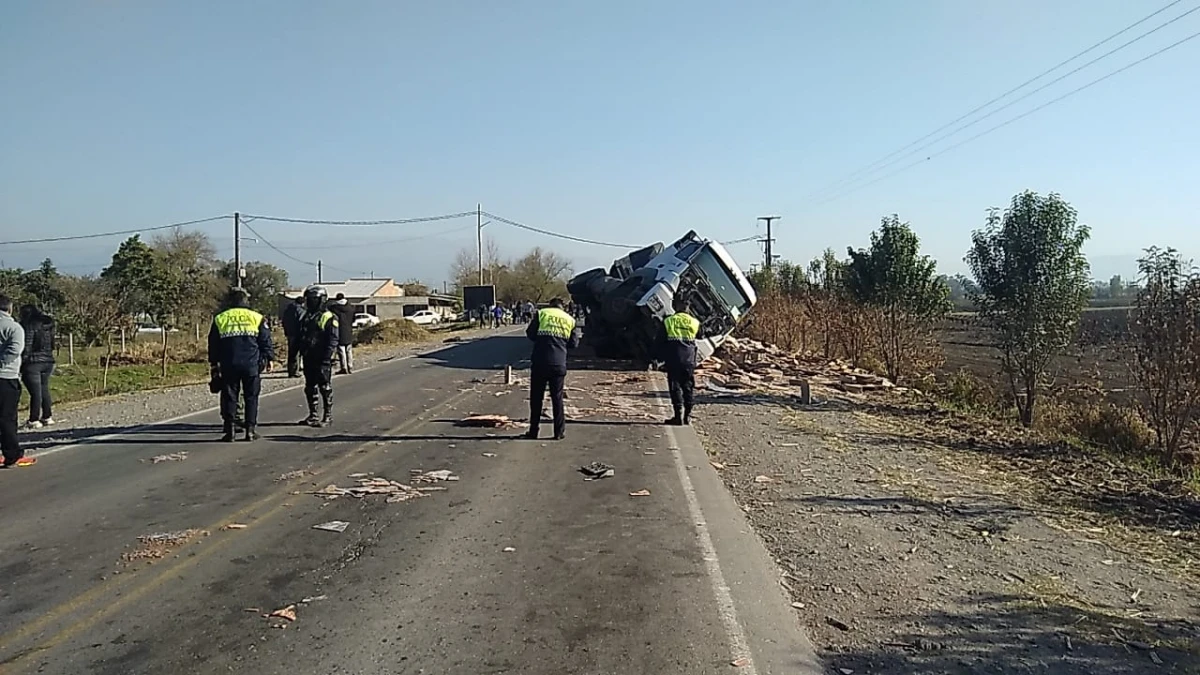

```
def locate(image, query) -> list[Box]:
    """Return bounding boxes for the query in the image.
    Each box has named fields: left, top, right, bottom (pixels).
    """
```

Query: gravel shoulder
left=21, top=328, right=496, bottom=453
left=686, top=388, right=1200, bottom=675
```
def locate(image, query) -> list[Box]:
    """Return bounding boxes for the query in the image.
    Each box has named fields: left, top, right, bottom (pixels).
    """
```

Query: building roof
left=284, top=278, right=391, bottom=299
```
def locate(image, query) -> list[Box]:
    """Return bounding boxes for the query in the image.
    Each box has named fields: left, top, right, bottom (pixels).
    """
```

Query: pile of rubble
left=312, top=473, right=455, bottom=504
left=698, top=336, right=907, bottom=397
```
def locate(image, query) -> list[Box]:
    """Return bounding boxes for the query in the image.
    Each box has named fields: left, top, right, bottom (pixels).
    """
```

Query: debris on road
left=503, top=546, right=516, bottom=553
left=300, top=595, right=327, bottom=604
left=122, top=529, right=208, bottom=562
left=825, top=616, right=852, bottom=632
left=276, top=469, right=316, bottom=482
left=629, top=489, right=652, bottom=497
left=312, top=520, right=350, bottom=533
left=373, top=405, right=396, bottom=412
left=482, top=452, right=497, bottom=458
left=147, top=452, right=188, bottom=464
left=696, top=336, right=913, bottom=399
left=753, top=475, right=774, bottom=484
left=313, top=476, right=429, bottom=504
left=268, top=605, right=297, bottom=622
left=730, top=657, right=751, bottom=667
left=710, top=461, right=726, bottom=470
left=411, top=469, right=459, bottom=483
left=456, top=414, right=528, bottom=429
left=221, top=523, right=248, bottom=531
left=579, top=462, right=615, bottom=481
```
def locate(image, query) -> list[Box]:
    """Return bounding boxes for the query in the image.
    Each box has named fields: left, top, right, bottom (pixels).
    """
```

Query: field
left=938, top=307, right=1136, bottom=404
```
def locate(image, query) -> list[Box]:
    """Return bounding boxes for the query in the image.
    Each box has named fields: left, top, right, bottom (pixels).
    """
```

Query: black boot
left=665, top=409, right=683, bottom=426
left=220, top=422, right=235, bottom=442
left=243, top=425, right=259, bottom=442
left=523, top=427, right=539, bottom=440
left=318, top=389, right=333, bottom=427
left=302, top=388, right=320, bottom=426
left=683, top=408, right=693, bottom=425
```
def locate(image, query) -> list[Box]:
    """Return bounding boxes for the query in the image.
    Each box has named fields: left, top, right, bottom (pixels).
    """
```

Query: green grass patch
left=39, top=362, right=211, bottom=412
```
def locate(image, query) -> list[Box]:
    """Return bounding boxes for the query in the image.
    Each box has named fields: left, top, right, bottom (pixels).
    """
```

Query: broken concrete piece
left=455, top=414, right=527, bottom=429
left=411, top=469, right=459, bottom=483
left=312, top=521, right=350, bottom=533
left=629, top=489, right=651, bottom=497
left=269, top=605, right=297, bottom=622
left=148, top=452, right=188, bottom=463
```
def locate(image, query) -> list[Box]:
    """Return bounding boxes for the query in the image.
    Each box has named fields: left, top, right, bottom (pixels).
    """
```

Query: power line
left=245, top=223, right=478, bottom=251
left=240, top=211, right=477, bottom=226
left=480, top=211, right=637, bottom=248
left=806, top=27, right=1200, bottom=209
left=720, top=235, right=762, bottom=246
left=241, top=223, right=318, bottom=267
left=0, top=215, right=230, bottom=246
left=802, top=0, right=1195, bottom=202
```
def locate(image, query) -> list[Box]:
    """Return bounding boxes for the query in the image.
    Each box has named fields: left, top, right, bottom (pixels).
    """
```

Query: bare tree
left=1133, top=247, right=1200, bottom=464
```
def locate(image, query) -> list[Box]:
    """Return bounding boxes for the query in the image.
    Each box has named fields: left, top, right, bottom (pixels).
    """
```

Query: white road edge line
left=650, top=379, right=758, bottom=674
left=28, top=346, right=442, bottom=459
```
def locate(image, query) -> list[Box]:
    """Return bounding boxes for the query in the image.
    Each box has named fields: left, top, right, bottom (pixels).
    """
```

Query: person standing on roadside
left=18, top=305, right=56, bottom=429
left=0, top=296, right=34, bottom=468
left=298, top=285, right=339, bottom=427
left=660, top=298, right=700, bottom=426
left=524, top=298, right=580, bottom=441
left=328, top=293, right=356, bottom=374
left=492, top=303, right=504, bottom=329
left=282, top=295, right=305, bottom=378
left=208, top=287, right=274, bottom=442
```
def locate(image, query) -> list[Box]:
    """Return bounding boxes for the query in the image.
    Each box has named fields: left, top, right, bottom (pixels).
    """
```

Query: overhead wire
left=802, top=0, right=1197, bottom=203
left=480, top=211, right=637, bottom=248
left=805, top=27, right=1200, bottom=209
left=240, top=211, right=477, bottom=226
left=0, top=215, right=230, bottom=246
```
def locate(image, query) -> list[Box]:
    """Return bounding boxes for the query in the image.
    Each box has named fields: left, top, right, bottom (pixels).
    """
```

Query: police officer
left=661, top=297, right=700, bottom=426
left=282, top=295, right=305, bottom=378
left=297, top=285, right=339, bottom=427
left=524, top=297, right=579, bottom=440
left=208, top=287, right=273, bottom=442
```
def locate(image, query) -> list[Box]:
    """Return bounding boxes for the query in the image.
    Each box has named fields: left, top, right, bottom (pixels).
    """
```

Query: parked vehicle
left=352, top=313, right=381, bottom=329
left=404, top=310, right=441, bottom=326
left=567, top=230, right=756, bottom=363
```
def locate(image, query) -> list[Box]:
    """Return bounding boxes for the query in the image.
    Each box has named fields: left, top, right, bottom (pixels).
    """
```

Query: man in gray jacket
left=0, top=295, right=34, bottom=467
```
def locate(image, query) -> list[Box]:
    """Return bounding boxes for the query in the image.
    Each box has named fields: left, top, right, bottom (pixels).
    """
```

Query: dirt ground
left=939, top=308, right=1136, bottom=404
left=666, top=380, right=1200, bottom=674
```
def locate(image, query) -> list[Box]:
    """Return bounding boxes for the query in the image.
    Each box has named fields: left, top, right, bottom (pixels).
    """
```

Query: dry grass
left=356, top=319, right=429, bottom=346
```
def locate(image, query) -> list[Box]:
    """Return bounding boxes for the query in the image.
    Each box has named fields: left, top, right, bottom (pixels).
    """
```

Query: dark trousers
left=667, top=367, right=695, bottom=416
left=529, top=368, right=566, bottom=437
left=303, top=359, right=334, bottom=416
left=0, top=379, right=22, bottom=465
left=21, top=361, right=54, bottom=423
left=286, top=338, right=301, bottom=377
left=220, top=366, right=261, bottom=427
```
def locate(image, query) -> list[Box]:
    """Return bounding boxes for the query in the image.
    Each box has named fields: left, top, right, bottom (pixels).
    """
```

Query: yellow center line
left=0, top=387, right=474, bottom=670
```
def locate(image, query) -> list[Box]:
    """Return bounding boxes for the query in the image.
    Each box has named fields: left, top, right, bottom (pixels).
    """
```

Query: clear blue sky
left=2, top=0, right=1197, bottom=286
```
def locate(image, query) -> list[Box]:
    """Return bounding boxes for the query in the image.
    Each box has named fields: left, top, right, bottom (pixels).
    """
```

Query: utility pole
left=477, top=203, right=484, bottom=285
left=757, top=215, right=780, bottom=271
left=233, top=212, right=242, bottom=287
left=317, top=260, right=323, bottom=284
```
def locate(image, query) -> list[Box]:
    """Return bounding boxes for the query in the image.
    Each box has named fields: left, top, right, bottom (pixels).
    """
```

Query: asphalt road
left=0, top=332, right=819, bottom=675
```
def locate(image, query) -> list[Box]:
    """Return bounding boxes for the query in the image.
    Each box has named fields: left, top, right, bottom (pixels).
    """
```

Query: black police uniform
left=661, top=311, right=700, bottom=425
left=208, top=305, right=274, bottom=440
left=299, top=307, right=339, bottom=426
left=525, top=306, right=579, bottom=440
left=282, top=298, right=305, bottom=378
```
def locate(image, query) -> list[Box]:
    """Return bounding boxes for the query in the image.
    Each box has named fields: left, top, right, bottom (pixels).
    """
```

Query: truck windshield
left=691, top=248, right=751, bottom=314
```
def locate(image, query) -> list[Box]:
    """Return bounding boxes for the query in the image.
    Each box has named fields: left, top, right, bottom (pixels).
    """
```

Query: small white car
left=352, top=313, right=381, bottom=329
left=405, top=310, right=441, bottom=326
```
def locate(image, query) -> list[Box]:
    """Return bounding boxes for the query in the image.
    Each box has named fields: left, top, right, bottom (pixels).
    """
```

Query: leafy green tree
left=102, top=235, right=158, bottom=323
left=19, top=259, right=66, bottom=313
left=966, top=191, right=1091, bottom=426
left=218, top=260, right=289, bottom=316
left=845, top=215, right=949, bottom=382
left=149, top=230, right=221, bottom=328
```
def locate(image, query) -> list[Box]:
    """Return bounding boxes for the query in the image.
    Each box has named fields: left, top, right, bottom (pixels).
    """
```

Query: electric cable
left=480, top=211, right=636, bottom=248
left=240, top=211, right=476, bottom=226
left=805, top=27, right=1200, bottom=209
left=802, top=0, right=1197, bottom=202
left=0, top=215, right=230, bottom=246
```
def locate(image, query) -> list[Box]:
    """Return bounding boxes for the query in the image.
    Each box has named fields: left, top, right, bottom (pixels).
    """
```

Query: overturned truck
left=566, top=231, right=757, bottom=363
